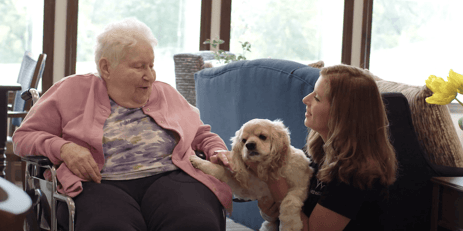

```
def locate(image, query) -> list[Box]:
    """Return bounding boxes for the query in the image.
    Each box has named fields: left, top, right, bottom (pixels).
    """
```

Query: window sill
left=449, top=103, right=463, bottom=114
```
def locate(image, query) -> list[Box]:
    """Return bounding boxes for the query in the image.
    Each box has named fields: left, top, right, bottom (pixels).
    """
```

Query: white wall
left=351, top=0, right=364, bottom=67
left=53, top=0, right=67, bottom=83
left=211, top=0, right=221, bottom=47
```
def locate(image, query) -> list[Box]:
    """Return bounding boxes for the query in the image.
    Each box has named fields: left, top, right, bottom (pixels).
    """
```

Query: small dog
left=190, top=119, right=313, bottom=231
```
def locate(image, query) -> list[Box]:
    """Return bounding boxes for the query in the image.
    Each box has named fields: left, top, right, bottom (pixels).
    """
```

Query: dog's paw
left=190, top=155, right=231, bottom=183
left=260, top=221, right=278, bottom=231
left=279, top=221, right=302, bottom=231
left=189, top=155, right=203, bottom=169
left=279, top=197, right=304, bottom=231
left=279, top=215, right=303, bottom=231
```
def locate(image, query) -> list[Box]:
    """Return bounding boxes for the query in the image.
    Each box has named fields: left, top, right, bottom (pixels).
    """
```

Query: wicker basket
left=173, top=51, right=216, bottom=106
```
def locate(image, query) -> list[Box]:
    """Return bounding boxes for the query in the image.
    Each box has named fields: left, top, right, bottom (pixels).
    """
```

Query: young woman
left=258, top=64, right=398, bottom=230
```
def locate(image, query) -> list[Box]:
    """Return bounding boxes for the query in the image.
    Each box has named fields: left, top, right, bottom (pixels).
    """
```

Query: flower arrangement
left=425, top=69, right=463, bottom=129
left=425, top=69, right=463, bottom=105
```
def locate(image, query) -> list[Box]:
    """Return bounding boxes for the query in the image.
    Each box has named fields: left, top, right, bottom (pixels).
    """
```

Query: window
left=0, top=0, right=44, bottom=84
left=369, top=0, right=463, bottom=89
left=76, top=0, right=201, bottom=88
left=230, top=0, right=344, bottom=66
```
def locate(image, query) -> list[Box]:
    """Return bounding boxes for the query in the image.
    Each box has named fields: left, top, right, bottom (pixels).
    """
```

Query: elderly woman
left=13, top=18, right=232, bottom=231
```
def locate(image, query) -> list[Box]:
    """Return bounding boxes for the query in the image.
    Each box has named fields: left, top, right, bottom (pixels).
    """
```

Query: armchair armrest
left=430, top=162, right=463, bottom=177
left=7, top=88, right=39, bottom=119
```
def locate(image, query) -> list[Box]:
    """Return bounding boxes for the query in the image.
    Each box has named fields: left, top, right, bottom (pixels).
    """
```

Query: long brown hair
left=307, top=64, right=397, bottom=189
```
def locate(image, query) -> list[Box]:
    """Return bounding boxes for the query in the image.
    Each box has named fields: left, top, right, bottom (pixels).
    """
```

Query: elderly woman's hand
left=60, top=142, right=102, bottom=183
left=210, top=150, right=234, bottom=171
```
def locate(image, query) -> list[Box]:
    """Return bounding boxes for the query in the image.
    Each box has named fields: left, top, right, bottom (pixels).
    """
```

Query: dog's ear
left=231, top=127, right=244, bottom=155
left=230, top=126, right=243, bottom=148
left=273, top=120, right=291, bottom=142
left=232, top=149, right=251, bottom=189
left=258, top=120, right=291, bottom=181
left=270, top=120, right=291, bottom=157
left=230, top=126, right=251, bottom=188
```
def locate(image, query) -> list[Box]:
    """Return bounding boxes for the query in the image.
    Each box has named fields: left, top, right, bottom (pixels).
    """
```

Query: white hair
left=94, top=18, right=158, bottom=75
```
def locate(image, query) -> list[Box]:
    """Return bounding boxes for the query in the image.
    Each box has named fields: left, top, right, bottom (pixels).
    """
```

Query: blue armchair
left=195, top=58, right=319, bottom=229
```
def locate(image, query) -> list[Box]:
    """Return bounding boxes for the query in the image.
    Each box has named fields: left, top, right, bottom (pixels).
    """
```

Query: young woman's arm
left=307, top=204, right=350, bottom=231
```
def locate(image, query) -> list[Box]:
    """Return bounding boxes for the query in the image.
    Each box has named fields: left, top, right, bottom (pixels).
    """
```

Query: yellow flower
left=425, top=75, right=446, bottom=93
left=448, top=69, right=463, bottom=94
left=425, top=75, right=458, bottom=105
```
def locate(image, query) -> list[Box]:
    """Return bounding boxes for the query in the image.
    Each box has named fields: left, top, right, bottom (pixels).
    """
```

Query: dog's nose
left=246, top=142, right=256, bottom=151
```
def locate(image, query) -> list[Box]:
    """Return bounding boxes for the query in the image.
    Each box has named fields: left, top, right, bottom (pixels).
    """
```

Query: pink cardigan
left=13, top=74, right=232, bottom=211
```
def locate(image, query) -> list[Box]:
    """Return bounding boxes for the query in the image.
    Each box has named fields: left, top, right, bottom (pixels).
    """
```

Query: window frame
left=65, top=0, right=78, bottom=78
left=363, top=0, right=463, bottom=111
left=43, top=0, right=56, bottom=92
left=64, top=0, right=211, bottom=78
left=217, top=0, right=358, bottom=66
left=360, top=0, right=373, bottom=69
left=199, top=0, right=212, bottom=50
left=61, top=0, right=367, bottom=90
left=55, top=0, right=462, bottom=113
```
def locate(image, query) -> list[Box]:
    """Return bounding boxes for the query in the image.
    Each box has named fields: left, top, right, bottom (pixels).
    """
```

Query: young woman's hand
left=210, top=150, right=234, bottom=171
left=267, top=176, right=289, bottom=203
left=257, top=196, right=280, bottom=222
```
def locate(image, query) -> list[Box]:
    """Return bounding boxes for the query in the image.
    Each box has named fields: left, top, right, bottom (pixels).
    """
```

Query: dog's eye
left=242, top=139, right=247, bottom=143
left=259, top=135, right=267, bottom=141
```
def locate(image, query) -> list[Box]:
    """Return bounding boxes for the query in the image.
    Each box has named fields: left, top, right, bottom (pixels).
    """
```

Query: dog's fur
left=190, top=119, right=313, bottom=231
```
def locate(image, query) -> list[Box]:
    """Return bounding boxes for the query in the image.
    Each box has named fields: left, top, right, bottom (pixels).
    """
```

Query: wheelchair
left=18, top=89, right=244, bottom=231
left=17, top=89, right=74, bottom=231
left=23, top=156, right=75, bottom=231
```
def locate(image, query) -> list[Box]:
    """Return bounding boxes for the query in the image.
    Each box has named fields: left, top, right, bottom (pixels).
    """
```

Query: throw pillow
left=376, top=80, right=463, bottom=167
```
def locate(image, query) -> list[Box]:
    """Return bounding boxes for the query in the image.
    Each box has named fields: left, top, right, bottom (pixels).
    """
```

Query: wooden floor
left=226, top=218, right=254, bottom=231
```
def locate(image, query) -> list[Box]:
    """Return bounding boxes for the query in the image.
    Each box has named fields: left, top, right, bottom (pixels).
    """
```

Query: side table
left=431, top=176, right=463, bottom=231
left=0, top=83, right=22, bottom=178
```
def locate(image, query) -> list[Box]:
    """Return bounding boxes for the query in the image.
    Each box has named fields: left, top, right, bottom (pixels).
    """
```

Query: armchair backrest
left=195, top=58, right=319, bottom=151
left=379, top=92, right=437, bottom=230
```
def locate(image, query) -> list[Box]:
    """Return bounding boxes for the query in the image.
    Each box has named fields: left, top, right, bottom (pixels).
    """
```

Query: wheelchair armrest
left=22, top=151, right=203, bottom=168
left=21, top=156, right=53, bottom=166
left=233, top=198, right=253, bottom=203
left=194, top=150, right=206, bottom=160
